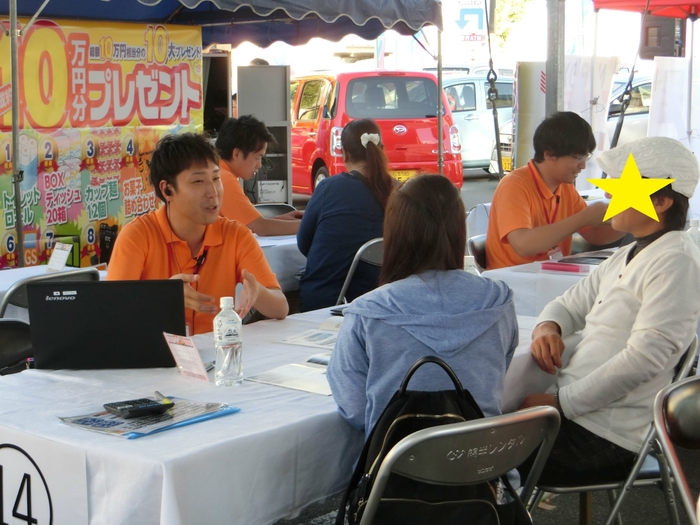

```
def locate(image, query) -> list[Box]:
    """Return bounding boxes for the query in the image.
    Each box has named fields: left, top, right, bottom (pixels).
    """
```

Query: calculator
left=103, top=398, right=174, bottom=419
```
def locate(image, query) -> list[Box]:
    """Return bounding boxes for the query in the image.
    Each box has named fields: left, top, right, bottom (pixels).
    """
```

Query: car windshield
left=345, top=76, right=439, bottom=119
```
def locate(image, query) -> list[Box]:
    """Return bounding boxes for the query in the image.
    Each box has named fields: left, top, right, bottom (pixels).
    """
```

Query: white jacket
left=538, top=231, right=700, bottom=451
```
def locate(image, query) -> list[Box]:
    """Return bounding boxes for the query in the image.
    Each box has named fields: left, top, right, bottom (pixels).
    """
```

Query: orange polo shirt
left=219, top=160, right=262, bottom=226
left=485, top=160, right=587, bottom=269
left=107, top=206, right=279, bottom=335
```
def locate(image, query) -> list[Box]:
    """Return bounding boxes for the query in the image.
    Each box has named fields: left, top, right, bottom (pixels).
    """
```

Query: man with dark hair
left=520, top=136, right=700, bottom=484
left=215, top=116, right=302, bottom=236
left=107, top=133, right=288, bottom=335
left=486, top=111, right=624, bottom=269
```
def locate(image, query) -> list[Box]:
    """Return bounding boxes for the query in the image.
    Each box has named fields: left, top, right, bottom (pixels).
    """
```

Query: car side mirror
left=609, top=103, right=621, bottom=116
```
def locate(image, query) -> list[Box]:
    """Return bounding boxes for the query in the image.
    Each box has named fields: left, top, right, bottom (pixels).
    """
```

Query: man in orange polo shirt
left=215, top=116, right=302, bottom=235
left=485, top=112, right=624, bottom=269
left=107, top=133, right=288, bottom=335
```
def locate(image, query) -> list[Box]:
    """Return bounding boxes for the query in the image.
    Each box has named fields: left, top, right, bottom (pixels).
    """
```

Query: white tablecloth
left=482, top=261, right=592, bottom=317
left=257, top=235, right=306, bottom=293
left=0, top=308, right=362, bottom=525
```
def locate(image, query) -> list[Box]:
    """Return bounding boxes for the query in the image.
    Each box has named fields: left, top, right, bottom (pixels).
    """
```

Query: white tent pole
left=437, top=28, right=443, bottom=176
left=688, top=17, right=695, bottom=144
left=591, top=9, right=599, bottom=127
left=10, top=0, right=23, bottom=267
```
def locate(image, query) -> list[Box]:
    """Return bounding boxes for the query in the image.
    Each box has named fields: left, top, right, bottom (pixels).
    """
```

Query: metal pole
left=591, top=9, right=599, bottom=127
left=437, top=28, right=443, bottom=176
left=10, top=0, right=24, bottom=267
left=545, top=0, right=565, bottom=116
left=687, top=17, right=695, bottom=144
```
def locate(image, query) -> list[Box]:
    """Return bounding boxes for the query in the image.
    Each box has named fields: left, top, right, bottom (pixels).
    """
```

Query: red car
left=290, top=71, right=463, bottom=194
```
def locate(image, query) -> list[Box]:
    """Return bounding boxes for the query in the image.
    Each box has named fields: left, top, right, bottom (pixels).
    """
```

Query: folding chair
left=336, top=237, right=383, bottom=305
left=0, top=267, right=100, bottom=317
left=528, top=335, right=699, bottom=525
left=358, top=406, right=561, bottom=525
left=466, top=203, right=491, bottom=239
left=253, top=203, right=297, bottom=218
left=0, top=318, right=32, bottom=375
left=653, top=375, right=700, bottom=525
left=467, top=234, right=487, bottom=273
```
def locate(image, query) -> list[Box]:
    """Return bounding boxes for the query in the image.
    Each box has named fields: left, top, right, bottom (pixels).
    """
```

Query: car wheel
left=313, top=167, right=329, bottom=190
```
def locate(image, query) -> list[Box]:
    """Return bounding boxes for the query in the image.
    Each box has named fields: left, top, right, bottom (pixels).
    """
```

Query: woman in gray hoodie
left=327, top=174, right=519, bottom=434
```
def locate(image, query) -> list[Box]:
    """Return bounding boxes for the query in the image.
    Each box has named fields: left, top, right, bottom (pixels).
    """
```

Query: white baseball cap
left=595, top=136, right=699, bottom=199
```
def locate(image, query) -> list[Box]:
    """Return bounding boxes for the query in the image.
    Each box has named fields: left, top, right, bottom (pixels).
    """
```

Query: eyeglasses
left=569, top=153, right=593, bottom=163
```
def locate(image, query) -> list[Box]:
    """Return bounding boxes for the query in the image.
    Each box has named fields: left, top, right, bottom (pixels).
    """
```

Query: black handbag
left=335, top=356, right=532, bottom=525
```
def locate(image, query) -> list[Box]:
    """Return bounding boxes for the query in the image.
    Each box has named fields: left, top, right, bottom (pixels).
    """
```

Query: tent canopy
left=2, top=0, right=442, bottom=48
left=593, top=0, right=700, bottom=19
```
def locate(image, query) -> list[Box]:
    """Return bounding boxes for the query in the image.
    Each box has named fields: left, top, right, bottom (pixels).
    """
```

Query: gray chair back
left=467, top=234, right=487, bottom=272
left=654, top=374, right=700, bottom=525
left=0, top=267, right=100, bottom=317
left=336, top=238, right=383, bottom=305
left=359, top=406, right=561, bottom=525
left=253, top=203, right=297, bottom=218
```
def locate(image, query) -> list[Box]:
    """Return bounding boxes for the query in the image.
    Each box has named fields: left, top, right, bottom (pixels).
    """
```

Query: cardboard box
left=257, top=180, right=287, bottom=203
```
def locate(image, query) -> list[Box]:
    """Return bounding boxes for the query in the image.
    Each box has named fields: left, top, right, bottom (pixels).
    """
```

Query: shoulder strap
left=399, top=356, right=484, bottom=418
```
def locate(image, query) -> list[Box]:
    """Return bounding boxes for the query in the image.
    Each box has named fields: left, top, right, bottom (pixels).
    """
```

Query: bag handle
left=399, top=356, right=465, bottom=397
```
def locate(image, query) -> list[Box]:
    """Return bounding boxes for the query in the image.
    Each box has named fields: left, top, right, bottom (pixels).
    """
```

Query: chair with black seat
left=336, top=237, right=383, bottom=306
left=0, top=318, right=32, bottom=375
left=358, top=406, right=561, bottom=525
left=528, top=335, right=699, bottom=525
left=467, top=234, right=487, bottom=273
left=253, top=203, right=297, bottom=219
left=653, top=375, right=700, bottom=525
left=0, top=267, right=100, bottom=318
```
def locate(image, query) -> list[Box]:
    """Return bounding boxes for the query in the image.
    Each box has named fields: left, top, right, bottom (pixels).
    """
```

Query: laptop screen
left=27, top=280, right=185, bottom=369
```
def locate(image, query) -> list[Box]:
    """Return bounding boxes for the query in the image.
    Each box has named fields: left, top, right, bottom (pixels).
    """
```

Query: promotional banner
left=0, top=19, right=203, bottom=268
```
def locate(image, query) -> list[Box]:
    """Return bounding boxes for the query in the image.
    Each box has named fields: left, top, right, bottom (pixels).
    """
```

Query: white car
left=491, top=76, right=652, bottom=173
left=442, top=74, right=514, bottom=170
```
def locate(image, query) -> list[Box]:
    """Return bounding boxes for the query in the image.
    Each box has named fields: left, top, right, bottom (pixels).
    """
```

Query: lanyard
left=528, top=162, right=560, bottom=225
left=167, top=243, right=209, bottom=277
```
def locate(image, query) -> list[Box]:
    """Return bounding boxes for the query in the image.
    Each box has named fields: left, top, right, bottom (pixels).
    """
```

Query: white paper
left=163, top=332, right=210, bottom=382
left=281, top=329, right=338, bottom=350
left=246, top=363, right=331, bottom=396
left=46, top=242, right=72, bottom=272
left=318, top=316, right=343, bottom=332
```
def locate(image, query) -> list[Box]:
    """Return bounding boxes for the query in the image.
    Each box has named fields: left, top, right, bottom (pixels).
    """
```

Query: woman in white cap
left=297, top=119, right=396, bottom=312
left=519, top=136, right=700, bottom=485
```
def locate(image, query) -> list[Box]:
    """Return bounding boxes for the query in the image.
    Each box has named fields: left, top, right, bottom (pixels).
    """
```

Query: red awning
left=593, top=0, right=700, bottom=19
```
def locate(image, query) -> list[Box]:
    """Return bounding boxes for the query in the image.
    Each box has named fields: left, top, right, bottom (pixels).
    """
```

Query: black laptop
left=27, top=280, right=185, bottom=369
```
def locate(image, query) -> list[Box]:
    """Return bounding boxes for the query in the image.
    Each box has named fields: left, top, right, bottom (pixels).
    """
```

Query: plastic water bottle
left=214, top=296, right=243, bottom=387
left=687, top=219, right=700, bottom=251
left=463, top=255, right=481, bottom=276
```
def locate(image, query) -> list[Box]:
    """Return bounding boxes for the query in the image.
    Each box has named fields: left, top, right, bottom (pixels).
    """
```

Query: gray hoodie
left=327, top=269, right=519, bottom=433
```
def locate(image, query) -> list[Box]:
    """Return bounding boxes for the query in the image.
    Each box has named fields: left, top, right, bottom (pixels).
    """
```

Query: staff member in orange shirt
left=107, top=133, right=288, bottom=335
left=216, top=116, right=302, bottom=235
left=486, top=112, right=624, bottom=269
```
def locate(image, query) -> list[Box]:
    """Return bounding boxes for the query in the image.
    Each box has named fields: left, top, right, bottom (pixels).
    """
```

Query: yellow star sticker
left=587, top=153, right=674, bottom=222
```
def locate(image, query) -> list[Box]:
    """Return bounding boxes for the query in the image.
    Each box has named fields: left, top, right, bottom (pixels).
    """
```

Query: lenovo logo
left=45, top=296, right=76, bottom=301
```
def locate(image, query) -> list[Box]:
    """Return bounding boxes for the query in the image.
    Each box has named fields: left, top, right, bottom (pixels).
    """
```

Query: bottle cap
left=691, top=219, right=699, bottom=228
left=463, top=255, right=477, bottom=271
left=220, top=296, right=234, bottom=308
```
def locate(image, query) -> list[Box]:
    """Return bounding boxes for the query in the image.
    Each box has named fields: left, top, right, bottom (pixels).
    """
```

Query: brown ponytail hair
left=380, top=175, right=466, bottom=285
left=341, top=119, right=394, bottom=209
